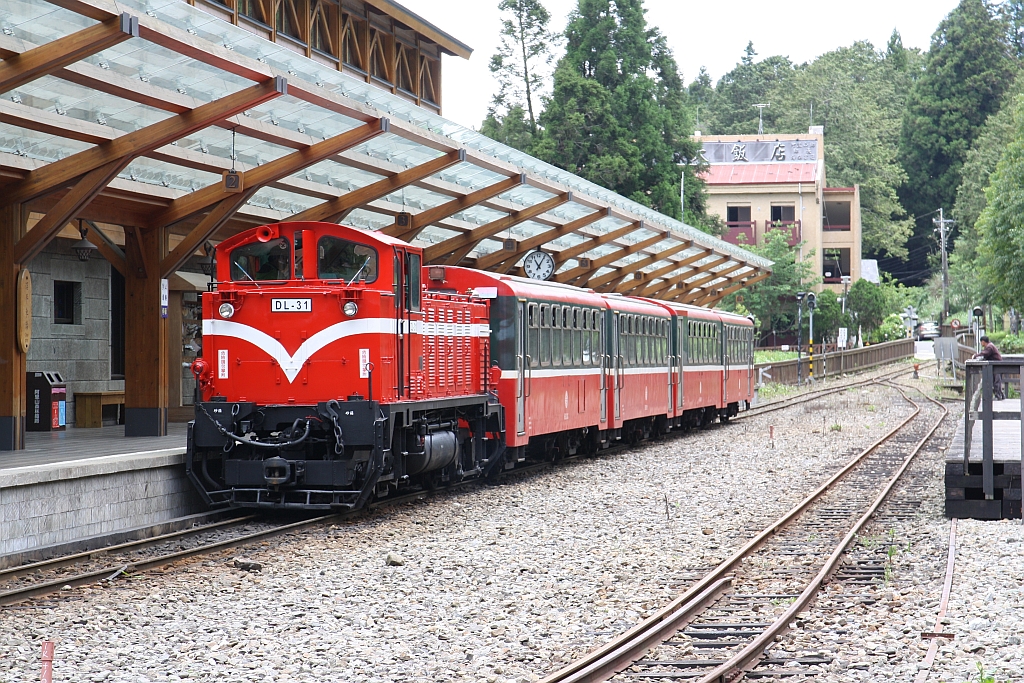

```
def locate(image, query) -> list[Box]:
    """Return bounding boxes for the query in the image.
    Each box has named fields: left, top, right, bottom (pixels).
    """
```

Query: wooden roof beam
left=691, top=271, right=769, bottom=308
left=383, top=173, right=525, bottom=242
left=631, top=250, right=717, bottom=298
left=675, top=259, right=743, bottom=298
left=554, top=229, right=664, bottom=286
left=160, top=190, right=258, bottom=278
left=148, top=117, right=388, bottom=228
left=676, top=268, right=751, bottom=305
left=82, top=220, right=126, bottom=275
left=481, top=208, right=611, bottom=273
left=0, top=13, right=137, bottom=94
left=428, top=192, right=572, bottom=265
left=13, top=158, right=128, bottom=264
left=3, top=78, right=286, bottom=206
left=590, top=241, right=694, bottom=291
left=614, top=246, right=702, bottom=295
left=290, top=149, right=465, bottom=223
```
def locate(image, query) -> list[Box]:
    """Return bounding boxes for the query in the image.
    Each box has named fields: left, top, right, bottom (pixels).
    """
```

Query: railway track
left=0, top=362, right=922, bottom=610
left=539, top=380, right=947, bottom=683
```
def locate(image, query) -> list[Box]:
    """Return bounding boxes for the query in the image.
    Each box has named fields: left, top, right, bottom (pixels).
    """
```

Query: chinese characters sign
left=700, top=140, right=818, bottom=164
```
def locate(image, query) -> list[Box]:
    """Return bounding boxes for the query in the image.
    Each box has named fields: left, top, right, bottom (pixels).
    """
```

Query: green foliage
left=754, top=350, right=798, bottom=363
left=846, top=278, right=888, bottom=332
left=706, top=42, right=794, bottom=135
left=480, top=104, right=536, bottom=151
left=485, top=0, right=559, bottom=138
left=720, top=229, right=817, bottom=334
left=999, top=332, right=1024, bottom=353
left=899, top=0, right=1014, bottom=224
left=871, top=313, right=908, bottom=343
left=977, top=96, right=1024, bottom=308
left=773, top=42, right=915, bottom=259
left=532, top=0, right=715, bottom=230
left=809, top=289, right=843, bottom=342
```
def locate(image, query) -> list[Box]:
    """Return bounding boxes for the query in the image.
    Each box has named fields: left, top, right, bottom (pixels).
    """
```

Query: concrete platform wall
left=0, top=449, right=205, bottom=558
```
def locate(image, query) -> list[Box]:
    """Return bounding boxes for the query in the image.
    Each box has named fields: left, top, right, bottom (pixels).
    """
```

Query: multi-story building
left=697, top=129, right=862, bottom=294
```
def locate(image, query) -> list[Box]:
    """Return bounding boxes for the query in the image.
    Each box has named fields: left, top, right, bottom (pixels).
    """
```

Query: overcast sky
left=398, top=0, right=962, bottom=130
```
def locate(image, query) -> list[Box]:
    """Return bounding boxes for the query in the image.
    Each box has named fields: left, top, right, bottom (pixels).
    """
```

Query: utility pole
left=753, top=103, right=770, bottom=135
left=933, top=208, right=954, bottom=328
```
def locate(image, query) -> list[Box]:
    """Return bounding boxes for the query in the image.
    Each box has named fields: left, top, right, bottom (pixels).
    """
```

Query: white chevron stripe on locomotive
left=203, top=318, right=491, bottom=384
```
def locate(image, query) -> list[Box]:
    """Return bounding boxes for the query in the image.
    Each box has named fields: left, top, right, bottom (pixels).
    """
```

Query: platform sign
left=951, top=319, right=961, bottom=330
left=160, top=278, right=169, bottom=319
left=837, top=327, right=848, bottom=349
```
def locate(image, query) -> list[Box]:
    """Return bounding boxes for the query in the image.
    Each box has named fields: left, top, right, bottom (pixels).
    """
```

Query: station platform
left=946, top=398, right=1023, bottom=520
left=0, top=424, right=203, bottom=562
left=0, top=423, right=188, bottom=471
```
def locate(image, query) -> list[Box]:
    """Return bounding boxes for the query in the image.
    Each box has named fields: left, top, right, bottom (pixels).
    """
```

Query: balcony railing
left=765, top=220, right=801, bottom=246
left=724, top=221, right=756, bottom=246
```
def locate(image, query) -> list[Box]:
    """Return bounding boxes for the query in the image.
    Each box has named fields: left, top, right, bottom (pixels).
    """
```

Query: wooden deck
left=0, top=423, right=188, bottom=471
left=946, top=398, right=1022, bottom=520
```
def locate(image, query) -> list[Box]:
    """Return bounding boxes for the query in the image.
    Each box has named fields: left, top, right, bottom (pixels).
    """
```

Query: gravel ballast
left=3, top=378, right=987, bottom=683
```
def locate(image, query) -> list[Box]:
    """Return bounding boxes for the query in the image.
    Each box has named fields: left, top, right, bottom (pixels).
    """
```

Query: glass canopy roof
left=0, top=0, right=771, bottom=304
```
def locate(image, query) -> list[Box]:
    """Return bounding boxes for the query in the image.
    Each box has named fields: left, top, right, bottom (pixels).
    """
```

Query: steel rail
left=0, top=514, right=256, bottom=582
left=914, top=518, right=958, bottom=683
left=695, top=382, right=948, bottom=683
left=538, top=379, right=931, bottom=683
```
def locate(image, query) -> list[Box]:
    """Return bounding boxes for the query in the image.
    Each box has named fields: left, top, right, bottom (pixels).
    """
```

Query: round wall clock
left=523, top=250, right=555, bottom=281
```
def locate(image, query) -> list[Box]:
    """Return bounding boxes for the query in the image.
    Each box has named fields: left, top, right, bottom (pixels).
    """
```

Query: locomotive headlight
left=343, top=301, right=358, bottom=317
left=218, top=302, right=235, bottom=319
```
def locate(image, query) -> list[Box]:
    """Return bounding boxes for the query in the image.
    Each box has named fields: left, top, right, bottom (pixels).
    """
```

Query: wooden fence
left=754, top=338, right=916, bottom=386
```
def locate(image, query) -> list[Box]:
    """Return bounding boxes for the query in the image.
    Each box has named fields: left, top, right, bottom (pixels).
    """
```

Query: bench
left=75, top=391, right=125, bottom=428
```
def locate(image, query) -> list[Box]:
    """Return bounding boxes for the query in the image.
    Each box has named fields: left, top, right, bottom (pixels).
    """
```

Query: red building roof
left=702, top=163, right=818, bottom=185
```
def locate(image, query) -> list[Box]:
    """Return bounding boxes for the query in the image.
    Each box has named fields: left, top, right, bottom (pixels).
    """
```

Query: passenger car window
left=231, top=238, right=291, bottom=281
left=318, top=236, right=378, bottom=283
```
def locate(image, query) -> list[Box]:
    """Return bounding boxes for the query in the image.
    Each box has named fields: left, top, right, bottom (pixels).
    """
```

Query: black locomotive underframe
left=186, top=394, right=505, bottom=510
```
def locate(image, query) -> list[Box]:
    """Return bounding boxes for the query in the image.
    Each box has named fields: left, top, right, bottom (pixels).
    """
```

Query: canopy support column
left=0, top=204, right=26, bottom=450
left=124, top=226, right=169, bottom=437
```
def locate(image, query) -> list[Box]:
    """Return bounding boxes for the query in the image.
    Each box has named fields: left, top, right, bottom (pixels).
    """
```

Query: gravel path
left=1, top=383, right=917, bottom=683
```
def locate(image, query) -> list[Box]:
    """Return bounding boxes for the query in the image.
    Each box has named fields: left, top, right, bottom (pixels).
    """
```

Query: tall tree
left=533, top=0, right=715, bottom=230
left=703, top=43, right=794, bottom=135
left=977, top=95, right=1024, bottom=308
left=773, top=42, right=914, bottom=259
left=481, top=0, right=559, bottom=148
left=999, top=0, right=1024, bottom=58
left=898, top=0, right=1014, bottom=282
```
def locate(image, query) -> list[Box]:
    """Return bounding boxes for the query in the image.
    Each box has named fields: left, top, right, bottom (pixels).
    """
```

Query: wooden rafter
left=692, top=271, right=769, bottom=308
left=3, top=78, right=286, bottom=206
left=0, top=13, right=137, bottom=94
left=290, top=149, right=464, bottom=223
left=13, top=158, right=129, bottom=265
left=382, top=173, right=525, bottom=242
left=554, top=229, right=665, bottom=285
left=590, top=242, right=693, bottom=292
left=427, top=192, right=571, bottom=265
left=679, top=263, right=746, bottom=302
left=672, top=258, right=740, bottom=300
left=160, top=190, right=258, bottom=278
left=476, top=207, right=609, bottom=272
left=614, top=244, right=699, bottom=294
left=148, top=117, right=388, bottom=228
left=632, top=249, right=716, bottom=298
left=677, top=268, right=751, bottom=305
left=82, top=220, right=126, bottom=275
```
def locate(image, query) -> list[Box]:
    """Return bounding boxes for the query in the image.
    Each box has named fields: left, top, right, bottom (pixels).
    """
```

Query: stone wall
left=26, top=237, right=124, bottom=426
left=0, top=449, right=205, bottom=558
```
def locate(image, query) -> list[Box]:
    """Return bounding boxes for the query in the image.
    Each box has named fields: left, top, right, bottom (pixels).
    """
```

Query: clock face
left=523, top=250, right=555, bottom=280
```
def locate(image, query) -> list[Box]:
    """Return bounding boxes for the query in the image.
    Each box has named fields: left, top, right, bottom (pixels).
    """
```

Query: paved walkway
left=0, top=423, right=188, bottom=471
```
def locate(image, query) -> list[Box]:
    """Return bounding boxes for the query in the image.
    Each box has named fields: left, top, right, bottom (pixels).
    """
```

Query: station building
left=696, top=129, right=863, bottom=294
left=0, top=0, right=770, bottom=452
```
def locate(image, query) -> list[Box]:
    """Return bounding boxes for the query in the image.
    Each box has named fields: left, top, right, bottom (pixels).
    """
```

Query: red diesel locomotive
left=187, top=221, right=755, bottom=509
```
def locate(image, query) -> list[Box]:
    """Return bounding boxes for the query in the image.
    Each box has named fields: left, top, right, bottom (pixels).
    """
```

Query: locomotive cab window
left=231, top=238, right=292, bottom=281
left=405, top=252, right=421, bottom=311
left=318, top=236, right=378, bottom=283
